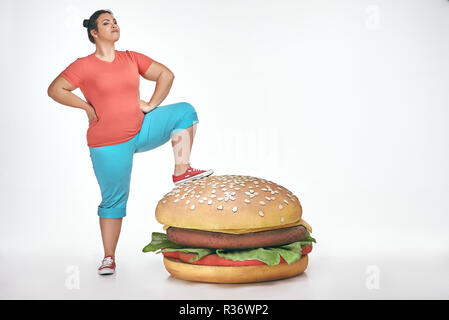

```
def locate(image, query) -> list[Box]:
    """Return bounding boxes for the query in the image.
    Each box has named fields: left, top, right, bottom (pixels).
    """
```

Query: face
left=91, top=13, right=120, bottom=43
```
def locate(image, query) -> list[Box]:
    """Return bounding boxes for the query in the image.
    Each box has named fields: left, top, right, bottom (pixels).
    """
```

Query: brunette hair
left=83, top=9, right=113, bottom=44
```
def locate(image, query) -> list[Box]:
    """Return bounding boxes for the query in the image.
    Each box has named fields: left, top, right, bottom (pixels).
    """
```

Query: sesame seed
left=258, top=211, right=264, bottom=217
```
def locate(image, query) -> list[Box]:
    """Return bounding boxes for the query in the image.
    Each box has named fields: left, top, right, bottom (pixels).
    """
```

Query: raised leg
left=172, top=122, right=197, bottom=176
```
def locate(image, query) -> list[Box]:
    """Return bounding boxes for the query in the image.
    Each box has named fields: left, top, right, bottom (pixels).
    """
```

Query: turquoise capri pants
left=89, top=102, right=199, bottom=219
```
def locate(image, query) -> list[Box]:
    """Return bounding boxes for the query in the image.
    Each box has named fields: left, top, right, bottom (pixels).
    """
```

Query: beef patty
left=166, top=225, right=307, bottom=249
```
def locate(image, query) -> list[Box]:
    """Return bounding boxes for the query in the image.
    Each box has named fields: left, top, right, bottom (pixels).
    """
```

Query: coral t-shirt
left=60, top=50, right=154, bottom=147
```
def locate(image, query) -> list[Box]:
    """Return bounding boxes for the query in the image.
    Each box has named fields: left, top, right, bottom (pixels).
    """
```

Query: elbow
left=162, top=70, right=175, bottom=80
left=47, top=85, right=55, bottom=98
left=47, top=85, right=62, bottom=99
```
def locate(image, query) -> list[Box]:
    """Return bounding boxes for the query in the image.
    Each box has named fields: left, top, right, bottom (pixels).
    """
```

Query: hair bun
left=83, top=19, right=89, bottom=28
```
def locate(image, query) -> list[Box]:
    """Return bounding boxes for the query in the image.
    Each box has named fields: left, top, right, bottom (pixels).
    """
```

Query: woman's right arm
left=47, top=76, right=98, bottom=124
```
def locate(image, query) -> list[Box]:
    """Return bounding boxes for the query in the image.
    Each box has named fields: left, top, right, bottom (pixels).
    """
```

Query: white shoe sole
left=98, top=268, right=115, bottom=275
left=174, top=169, right=214, bottom=186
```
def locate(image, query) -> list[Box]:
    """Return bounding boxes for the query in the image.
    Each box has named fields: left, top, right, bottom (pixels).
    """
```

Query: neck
left=94, top=44, right=116, bottom=58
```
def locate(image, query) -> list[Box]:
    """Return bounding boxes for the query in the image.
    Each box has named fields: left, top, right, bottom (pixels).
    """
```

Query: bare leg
left=172, top=123, right=197, bottom=176
left=99, top=217, right=122, bottom=259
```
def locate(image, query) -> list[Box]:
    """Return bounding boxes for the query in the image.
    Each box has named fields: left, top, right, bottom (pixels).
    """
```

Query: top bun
left=155, top=175, right=302, bottom=231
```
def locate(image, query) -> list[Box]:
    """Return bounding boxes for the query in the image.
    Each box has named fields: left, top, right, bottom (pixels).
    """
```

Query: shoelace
left=101, top=257, right=114, bottom=267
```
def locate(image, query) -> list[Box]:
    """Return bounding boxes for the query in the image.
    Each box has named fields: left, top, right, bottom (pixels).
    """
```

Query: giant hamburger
left=143, top=175, right=316, bottom=283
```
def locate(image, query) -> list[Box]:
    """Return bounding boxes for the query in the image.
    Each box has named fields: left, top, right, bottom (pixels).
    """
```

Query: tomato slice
left=162, top=244, right=312, bottom=266
left=302, top=244, right=313, bottom=255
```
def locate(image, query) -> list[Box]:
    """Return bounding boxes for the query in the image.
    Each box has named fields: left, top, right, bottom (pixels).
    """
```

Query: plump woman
left=47, top=9, right=213, bottom=275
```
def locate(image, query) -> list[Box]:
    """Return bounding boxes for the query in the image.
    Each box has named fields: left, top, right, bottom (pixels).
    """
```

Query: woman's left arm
left=140, top=61, right=175, bottom=112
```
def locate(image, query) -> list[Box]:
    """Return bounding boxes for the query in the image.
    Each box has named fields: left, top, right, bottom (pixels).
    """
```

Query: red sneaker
left=173, top=167, right=214, bottom=185
left=98, top=255, right=116, bottom=275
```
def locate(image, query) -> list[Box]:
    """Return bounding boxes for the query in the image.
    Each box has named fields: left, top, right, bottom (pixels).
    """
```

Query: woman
left=47, top=9, right=213, bottom=275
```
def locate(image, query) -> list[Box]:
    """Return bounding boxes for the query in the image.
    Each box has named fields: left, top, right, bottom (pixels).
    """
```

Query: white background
left=0, top=0, right=448, bottom=299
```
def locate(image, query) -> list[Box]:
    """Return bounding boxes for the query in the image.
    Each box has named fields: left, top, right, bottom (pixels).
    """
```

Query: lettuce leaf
left=216, top=247, right=282, bottom=266
left=142, top=232, right=213, bottom=262
left=142, top=232, right=184, bottom=252
left=142, top=230, right=316, bottom=265
left=160, top=247, right=215, bottom=262
left=216, top=241, right=308, bottom=266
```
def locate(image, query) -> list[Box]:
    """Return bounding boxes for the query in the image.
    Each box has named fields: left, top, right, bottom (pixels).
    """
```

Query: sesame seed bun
left=155, top=175, right=302, bottom=231
left=163, top=254, right=308, bottom=284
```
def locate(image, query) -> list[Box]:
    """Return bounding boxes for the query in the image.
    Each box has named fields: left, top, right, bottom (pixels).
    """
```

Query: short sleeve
left=130, top=50, right=154, bottom=76
left=60, top=58, right=83, bottom=88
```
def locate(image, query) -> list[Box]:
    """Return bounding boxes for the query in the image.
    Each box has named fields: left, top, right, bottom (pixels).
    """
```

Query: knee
left=98, top=187, right=129, bottom=218
left=178, top=101, right=196, bottom=114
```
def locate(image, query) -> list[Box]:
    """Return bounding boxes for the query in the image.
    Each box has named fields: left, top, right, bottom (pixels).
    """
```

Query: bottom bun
left=163, top=255, right=308, bottom=284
